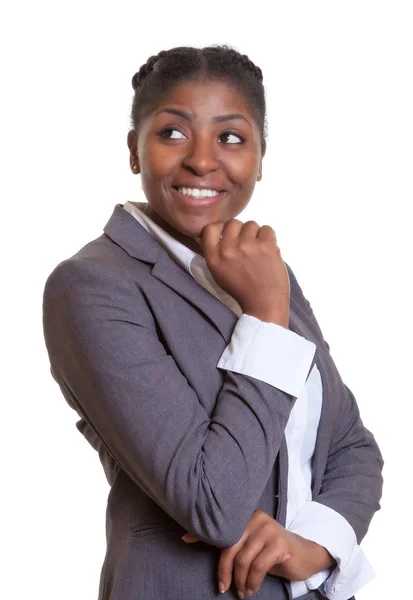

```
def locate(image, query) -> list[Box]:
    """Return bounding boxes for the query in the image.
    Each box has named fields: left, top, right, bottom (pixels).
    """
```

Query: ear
left=258, top=139, right=266, bottom=181
left=127, top=129, right=140, bottom=174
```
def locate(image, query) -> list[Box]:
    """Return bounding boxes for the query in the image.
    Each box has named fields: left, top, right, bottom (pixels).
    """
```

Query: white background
left=1, top=1, right=412, bottom=599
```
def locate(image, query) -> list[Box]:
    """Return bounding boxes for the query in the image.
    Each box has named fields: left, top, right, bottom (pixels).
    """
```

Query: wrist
left=242, top=307, right=289, bottom=328
left=295, top=534, right=335, bottom=578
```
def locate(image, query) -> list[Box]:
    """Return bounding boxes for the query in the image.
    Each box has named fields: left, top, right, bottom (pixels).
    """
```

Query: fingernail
left=218, top=581, right=226, bottom=593
left=238, top=592, right=245, bottom=599
left=246, top=590, right=254, bottom=597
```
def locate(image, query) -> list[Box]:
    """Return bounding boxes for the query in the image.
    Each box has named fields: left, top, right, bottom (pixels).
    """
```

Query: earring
left=132, top=164, right=139, bottom=171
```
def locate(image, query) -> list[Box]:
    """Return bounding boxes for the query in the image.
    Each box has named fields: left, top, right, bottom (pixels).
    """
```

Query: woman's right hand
left=200, top=219, right=290, bottom=325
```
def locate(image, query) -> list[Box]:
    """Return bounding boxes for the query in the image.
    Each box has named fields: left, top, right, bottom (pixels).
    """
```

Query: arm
left=285, top=262, right=384, bottom=542
left=288, top=502, right=376, bottom=599
left=42, top=258, right=315, bottom=549
left=285, top=263, right=383, bottom=598
left=182, top=261, right=382, bottom=598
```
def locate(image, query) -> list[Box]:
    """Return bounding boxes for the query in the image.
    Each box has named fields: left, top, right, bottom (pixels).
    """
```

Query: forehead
left=149, top=78, right=257, bottom=123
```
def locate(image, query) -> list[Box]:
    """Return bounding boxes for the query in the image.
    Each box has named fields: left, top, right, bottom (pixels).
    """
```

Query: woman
left=42, top=45, right=383, bottom=600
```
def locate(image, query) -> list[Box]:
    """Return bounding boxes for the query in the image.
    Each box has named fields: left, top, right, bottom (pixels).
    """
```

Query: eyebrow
left=154, top=108, right=251, bottom=126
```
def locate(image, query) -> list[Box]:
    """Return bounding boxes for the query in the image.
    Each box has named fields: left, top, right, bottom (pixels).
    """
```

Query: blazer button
left=273, top=494, right=279, bottom=499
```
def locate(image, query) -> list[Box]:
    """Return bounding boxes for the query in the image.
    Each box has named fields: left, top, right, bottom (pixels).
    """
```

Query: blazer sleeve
left=43, top=257, right=302, bottom=549
left=285, top=263, right=384, bottom=544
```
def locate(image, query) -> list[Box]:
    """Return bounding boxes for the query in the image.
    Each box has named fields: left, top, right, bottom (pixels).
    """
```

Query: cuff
left=288, top=501, right=376, bottom=600
left=216, top=313, right=316, bottom=397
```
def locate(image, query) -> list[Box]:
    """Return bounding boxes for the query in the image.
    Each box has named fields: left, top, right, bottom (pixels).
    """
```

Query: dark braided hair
left=130, top=45, right=267, bottom=148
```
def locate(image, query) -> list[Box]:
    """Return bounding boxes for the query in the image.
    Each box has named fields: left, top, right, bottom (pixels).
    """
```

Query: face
left=127, top=78, right=265, bottom=256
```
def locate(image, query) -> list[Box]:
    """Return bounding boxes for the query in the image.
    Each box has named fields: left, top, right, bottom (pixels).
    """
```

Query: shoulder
left=43, top=227, right=150, bottom=299
left=43, top=250, right=157, bottom=342
left=43, top=236, right=129, bottom=296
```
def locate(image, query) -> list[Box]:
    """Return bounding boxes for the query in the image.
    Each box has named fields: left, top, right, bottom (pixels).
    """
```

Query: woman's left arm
left=285, top=261, right=384, bottom=541
left=284, top=263, right=384, bottom=598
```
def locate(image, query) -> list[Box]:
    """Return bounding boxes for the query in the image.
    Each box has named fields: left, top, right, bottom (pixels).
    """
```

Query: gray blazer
left=42, top=204, right=383, bottom=600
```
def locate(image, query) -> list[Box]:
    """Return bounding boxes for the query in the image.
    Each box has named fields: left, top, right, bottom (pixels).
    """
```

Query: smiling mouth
left=172, top=186, right=225, bottom=198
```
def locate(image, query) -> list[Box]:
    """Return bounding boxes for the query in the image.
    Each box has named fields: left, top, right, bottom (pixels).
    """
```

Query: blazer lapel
left=104, top=204, right=243, bottom=345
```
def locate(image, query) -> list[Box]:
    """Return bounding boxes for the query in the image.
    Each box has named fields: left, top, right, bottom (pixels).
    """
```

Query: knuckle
left=206, top=222, right=222, bottom=234
left=254, top=509, right=270, bottom=522
left=220, top=248, right=236, bottom=260
left=250, top=560, right=265, bottom=572
left=238, top=241, right=252, bottom=253
left=226, top=218, right=242, bottom=227
left=234, top=553, right=246, bottom=567
left=260, top=224, right=275, bottom=233
left=260, top=226, right=278, bottom=242
left=262, top=522, right=275, bottom=534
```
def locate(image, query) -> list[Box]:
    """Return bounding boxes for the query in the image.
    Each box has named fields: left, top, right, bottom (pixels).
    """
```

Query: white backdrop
left=2, top=1, right=412, bottom=599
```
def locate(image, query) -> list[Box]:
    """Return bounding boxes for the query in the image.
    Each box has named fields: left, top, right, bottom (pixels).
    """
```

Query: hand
left=199, top=219, right=290, bottom=319
left=181, top=509, right=334, bottom=597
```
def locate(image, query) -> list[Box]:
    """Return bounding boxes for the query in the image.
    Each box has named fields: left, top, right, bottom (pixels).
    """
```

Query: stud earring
left=132, top=164, right=139, bottom=171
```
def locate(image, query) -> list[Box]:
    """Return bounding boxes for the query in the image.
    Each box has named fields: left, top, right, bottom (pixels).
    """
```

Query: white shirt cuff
left=216, top=313, right=316, bottom=397
left=288, top=501, right=376, bottom=600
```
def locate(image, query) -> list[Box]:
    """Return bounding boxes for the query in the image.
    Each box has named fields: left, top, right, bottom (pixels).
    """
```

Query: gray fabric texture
left=42, top=204, right=383, bottom=600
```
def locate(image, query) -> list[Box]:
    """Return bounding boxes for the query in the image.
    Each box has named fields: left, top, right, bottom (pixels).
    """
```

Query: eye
left=159, top=128, right=186, bottom=140
left=220, top=132, right=244, bottom=144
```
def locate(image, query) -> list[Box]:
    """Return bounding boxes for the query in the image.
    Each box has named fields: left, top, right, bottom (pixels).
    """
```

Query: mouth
left=172, top=186, right=227, bottom=207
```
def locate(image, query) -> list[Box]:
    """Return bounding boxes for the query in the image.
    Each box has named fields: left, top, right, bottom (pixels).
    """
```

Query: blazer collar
left=103, top=204, right=239, bottom=344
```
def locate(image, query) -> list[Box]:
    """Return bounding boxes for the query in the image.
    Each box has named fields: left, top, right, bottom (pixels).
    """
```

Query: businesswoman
left=42, top=45, right=383, bottom=600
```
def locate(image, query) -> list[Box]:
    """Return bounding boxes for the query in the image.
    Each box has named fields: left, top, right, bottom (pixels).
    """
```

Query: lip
left=172, top=187, right=226, bottom=207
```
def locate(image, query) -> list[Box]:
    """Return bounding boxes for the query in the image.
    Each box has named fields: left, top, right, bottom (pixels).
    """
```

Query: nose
left=182, top=134, right=219, bottom=176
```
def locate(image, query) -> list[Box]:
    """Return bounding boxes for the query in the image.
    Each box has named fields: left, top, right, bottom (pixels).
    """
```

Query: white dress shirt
left=122, top=200, right=375, bottom=600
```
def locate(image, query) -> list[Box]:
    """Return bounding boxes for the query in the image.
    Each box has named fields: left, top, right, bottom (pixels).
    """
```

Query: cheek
left=226, top=154, right=259, bottom=186
left=140, top=140, right=178, bottom=182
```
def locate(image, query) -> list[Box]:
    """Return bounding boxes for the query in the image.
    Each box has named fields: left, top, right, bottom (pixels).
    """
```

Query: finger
left=217, top=533, right=249, bottom=594
left=181, top=533, right=201, bottom=543
left=237, top=221, right=261, bottom=241
left=244, top=542, right=291, bottom=597
left=232, top=535, right=266, bottom=598
left=202, top=219, right=245, bottom=255
left=219, top=219, right=244, bottom=245
left=199, top=221, right=226, bottom=253
left=257, top=224, right=277, bottom=244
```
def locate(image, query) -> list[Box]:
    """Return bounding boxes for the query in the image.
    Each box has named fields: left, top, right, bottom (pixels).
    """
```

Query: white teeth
left=176, top=187, right=220, bottom=198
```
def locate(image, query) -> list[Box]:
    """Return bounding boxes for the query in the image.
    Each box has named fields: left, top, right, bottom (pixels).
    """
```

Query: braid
left=237, top=53, right=263, bottom=83
left=204, top=45, right=263, bottom=83
left=130, top=45, right=267, bottom=143
left=131, top=50, right=168, bottom=90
